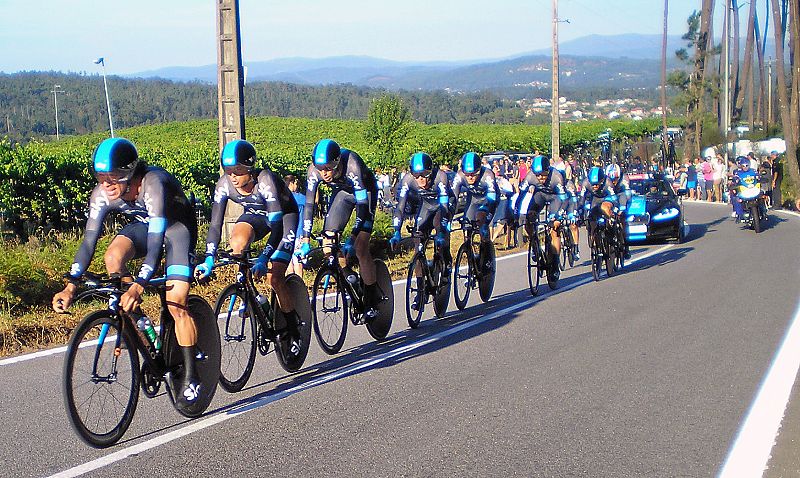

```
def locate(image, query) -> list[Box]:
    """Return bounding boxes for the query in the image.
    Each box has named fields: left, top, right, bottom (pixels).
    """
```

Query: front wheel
left=312, top=267, right=348, bottom=355
left=405, top=253, right=427, bottom=329
left=453, top=243, right=472, bottom=310
left=604, top=232, right=616, bottom=277
left=63, top=311, right=140, bottom=448
left=214, top=283, right=256, bottom=393
left=591, top=232, right=603, bottom=282
left=527, top=238, right=541, bottom=295
left=432, top=254, right=451, bottom=319
left=478, top=241, right=496, bottom=302
left=752, top=204, right=762, bottom=233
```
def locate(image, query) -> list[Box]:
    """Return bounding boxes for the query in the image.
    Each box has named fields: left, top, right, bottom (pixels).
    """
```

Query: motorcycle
left=734, top=176, right=768, bottom=233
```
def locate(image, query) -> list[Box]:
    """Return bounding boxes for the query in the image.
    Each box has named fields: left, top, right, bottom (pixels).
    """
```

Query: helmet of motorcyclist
left=92, top=137, right=141, bottom=183
left=220, top=139, right=257, bottom=173
left=588, top=166, right=606, bottom=186
left=410, top=152, right=435, bottom=179
left=737, top=156, right=750, bottom=166
left=460, top=152, right=482, bottom=174
left=312, top=139, right=342, bottom=171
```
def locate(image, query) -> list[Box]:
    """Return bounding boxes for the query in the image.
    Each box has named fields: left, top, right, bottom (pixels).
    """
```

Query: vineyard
left=0, top=115, right=675, bottom=237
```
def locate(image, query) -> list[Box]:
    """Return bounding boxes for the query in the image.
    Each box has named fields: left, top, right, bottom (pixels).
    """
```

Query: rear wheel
left=214, top=283, right=256, bottom=393
left=432, top=254, right=450, bottom=318
left=527, top=238, right=541, bottom=295
left=591, top=232, right=603, bottom=282
left=558, top=227, right=568, bottom=271
left=604, top=231, right=616, bottom=277
left=405, top=253, right=426, bottom=328
left=274, top=274, right=313, bottom=373
left=752, top=205, right=762, bottom=233
left=63, top=312, right=139, bottom=448
left=453, top=243, right=472, bottom=310
left=312, top=268, right=348, bottom=355
left=366, top=259, right=394, bottom=341
left=478, top=241, right=496, bottom=302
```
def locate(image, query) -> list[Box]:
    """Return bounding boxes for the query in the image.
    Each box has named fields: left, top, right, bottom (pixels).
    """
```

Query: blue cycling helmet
left=410, top=152, right=434, bottom=178
left=220, top=139, right=257, bottom=170
left=532, top=155, right=550, bottom=175
left=588, top=166, right=606, bottom=185
left=605, top=163, right=621, bottom=181
left=737, top=155, right=750, bottom=166
left=312, top=139, right=341, bottom=170
left=461, top=152, right=481, bottom=174
left=92, top=137, right=140, bottom=181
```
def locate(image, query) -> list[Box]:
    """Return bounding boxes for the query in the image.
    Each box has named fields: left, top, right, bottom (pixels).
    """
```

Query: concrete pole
left=551, top=0, right=560, bottom=161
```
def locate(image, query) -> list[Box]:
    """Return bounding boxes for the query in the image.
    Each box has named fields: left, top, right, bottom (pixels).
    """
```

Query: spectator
left=712, top=154, right=725, bottom=202
left=770, top=151, right=783, bottom=208
left=759, top=154, right=774, bottom=208
left=284, top=175, right=306, bottom=276
left=518, top=157, right=529, bottom=185
left=685, top=159, right=697, bottom=200
left=491, top=162, right=515, bottom=249
left=701, top=157, right=714, bottom=200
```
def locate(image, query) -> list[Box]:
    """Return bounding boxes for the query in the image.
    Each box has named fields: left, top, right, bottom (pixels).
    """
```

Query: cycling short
left=324, top=188, right=377, bottom=234
left=464, top=195, right=494, bottom=223
left=517, top=191, right=560, bottom=225
left=413, top=200, right=449, bottom=236
left=237, top=213, right=272, bottom=242
left=118, top=219, right=197, bottom=281
left=236, top=212, right=297, bottom=265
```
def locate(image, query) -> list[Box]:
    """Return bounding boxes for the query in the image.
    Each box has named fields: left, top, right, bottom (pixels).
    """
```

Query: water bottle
left=256, top=293, right=270, bottom=314
left=137, top=315, right=161, bottom=350
left=344, top=268, right=361, bottom=295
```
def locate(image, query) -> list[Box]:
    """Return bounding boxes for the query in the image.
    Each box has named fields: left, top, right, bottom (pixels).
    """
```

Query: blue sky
left=0, top=0, right=729, bottom=74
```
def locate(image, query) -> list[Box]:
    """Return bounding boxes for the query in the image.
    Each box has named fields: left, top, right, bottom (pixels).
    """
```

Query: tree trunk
left=735, top=0, right=757, bottom=120
left=755, top=7, right=767, bottom=129
left=770, top=0, right=799, bottom=197
left=690, top=0, right=716, bottom=157
left=731, top=0, right=742, bottom=122
left=789, top=0, right=799, bottom=144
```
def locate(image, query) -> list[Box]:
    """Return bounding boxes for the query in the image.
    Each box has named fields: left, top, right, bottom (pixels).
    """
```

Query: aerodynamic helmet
left=312, top=139, right=341, bottom=171
left=532, top=155, right=550, bottom=175
left=220, top=139, right=257, bottom=172
left=460, top=152, right=482, bottom=174
left=588, top=166, right=606, bottom=186
left=410, top=152, right=434, bottom=179
left=92, top=137, right=140, bottom=183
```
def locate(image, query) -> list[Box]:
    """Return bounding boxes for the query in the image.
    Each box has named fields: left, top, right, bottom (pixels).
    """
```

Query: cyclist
left=194, top=140, right=303, bottom=353
left=451, top=152, right=498, bottom=243
left=515, top=155, right=565, bottom=275
left=297, top=139, right=381, bottom=319
left=579, top=166, right=621, bottom=252
left=554, top=156, right=581, bottom=261
left=51, top=137, right=202, bottom=409
left=604, top=163, right=631, bottom=259
left=389, top=152, right=453, bottom=309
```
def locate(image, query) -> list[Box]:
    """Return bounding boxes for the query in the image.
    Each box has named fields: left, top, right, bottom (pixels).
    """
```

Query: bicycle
left=211, top=249, right=312, bottom=393
left=402, top=227, right=451, bottom=328
left=309, top=232, right=394, bottom=354
left=62, top=272, right=221, bottom=448
left=557, top=219, right=576, bottom=271
left=452, top=218, right=496, bottom=310
left=588, top=214, right=624, bottom=281
left=526, top=214, right=560, bottom=295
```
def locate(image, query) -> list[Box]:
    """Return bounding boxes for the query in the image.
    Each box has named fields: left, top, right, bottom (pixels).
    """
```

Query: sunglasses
left=411, top=170, right=433, bottom=179
left=95, top=172, right=129, bottom=185
left=224, top=166, right=252, bottom=177
left=315, top=161, right=339, bottom=172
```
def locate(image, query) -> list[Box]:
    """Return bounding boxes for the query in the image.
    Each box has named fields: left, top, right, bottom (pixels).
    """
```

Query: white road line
left=48, top=244, right=674, bottom=478
left=0, top=251, right=529, bottom=367
left=719, top=301, right=800, bottom=478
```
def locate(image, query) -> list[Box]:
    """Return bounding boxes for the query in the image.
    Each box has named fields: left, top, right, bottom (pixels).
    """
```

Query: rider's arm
left=204, top=176, right=230, bottom=259
left=302, top=165, right=321, bottom=241
left=134, top=173, right=169, bottom=286
left=436, top=172, right=453, bottom=229
left=347, top=152, right=373, bottom=236
left=393, top=174, right=412, bottom=232
left=261, top=171, right=299, bottom=263
left=69, top=186, right=111, bottom=279
left=480, top=171, right=498, bottom=215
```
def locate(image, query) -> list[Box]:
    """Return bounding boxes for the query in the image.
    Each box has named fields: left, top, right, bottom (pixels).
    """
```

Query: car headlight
left=652, top=208, right=679, bottom=222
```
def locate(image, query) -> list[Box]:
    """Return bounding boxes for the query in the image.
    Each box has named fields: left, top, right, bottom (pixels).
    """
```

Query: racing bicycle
left=589, top=214, right=624, bottom=281
left=211, top=249, right=312, bottom=393
left=402, top=227, right=451, bottom=328
left=62, top=272, right=221, bottom=448
left=527, top=214, right=560, bottom=295
left=453, top=218, right=496, bottom=310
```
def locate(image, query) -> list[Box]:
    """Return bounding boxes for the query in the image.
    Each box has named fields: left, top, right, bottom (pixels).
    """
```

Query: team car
left=625, top=173, right=685, bottom=243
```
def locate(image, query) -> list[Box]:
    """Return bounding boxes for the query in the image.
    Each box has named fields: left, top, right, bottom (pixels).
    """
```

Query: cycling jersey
left=70, top=166, right=196, bottom=284
left=451, top=168, right=498, bottom=221
left=577, top=178, right=617, bottom=212
left=516, top=168, right=566, bottom=221
left=205, top=168, right=299, bottom=264
left=394, top=169, right=453, bottom=234
left=303, top=149, right=378, bottom=237
left=608, top=175, right=632, bottom=211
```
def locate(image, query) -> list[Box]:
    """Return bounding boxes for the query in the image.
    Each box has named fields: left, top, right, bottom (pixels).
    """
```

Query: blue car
left=625, top=173, right=685, bottom=243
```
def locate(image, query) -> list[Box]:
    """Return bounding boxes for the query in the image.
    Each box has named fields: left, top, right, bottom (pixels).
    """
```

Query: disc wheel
left=604, top=232, right=616, bottom=277
left=214, top=283, right=256, bottom=393
left=165, top=295, right=221, bottom=418
left=432, top=254, right=451, bottom=319
left=63, top=311, right=140, bottom=448
left=453, top=243, right=472, bottom=310
left=274, top=274, right=313, bottom=373
left=312, top=267, right=348, bottom=355
left=478, top=241, right=496, bottom=302
left=591, top=233, right=603, bottom=282
left=366, top=259, right=394, bottom=341
left=527, top=238, right=541, bottom=295
left=558, top=227, right=568, bottom=271
left=405, top=253, right=427, bottom=329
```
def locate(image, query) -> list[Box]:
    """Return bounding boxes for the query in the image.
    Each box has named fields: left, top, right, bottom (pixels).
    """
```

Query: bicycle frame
left=216, top=251, right=280, bottom=343
left=311, top=234, right=367, bottom=315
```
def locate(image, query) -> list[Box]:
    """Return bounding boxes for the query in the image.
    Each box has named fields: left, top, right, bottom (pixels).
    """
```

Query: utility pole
left=767, top=57, right=773, bottom=131
left=660, top=0, right=669, bottom=160
left=51, top=84, right=64, bottom=140
left=551, top=0, right=560, bottom=161
left=94, top=58, right=114, bottom=138
left=722, top=0, right=731, bottom=165
left=216, top=0, right=246, bottom=239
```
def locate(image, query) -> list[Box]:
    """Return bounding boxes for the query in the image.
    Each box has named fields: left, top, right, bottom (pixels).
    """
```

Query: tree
left=364, top=94, right=411, bottom=168
left=770, top=0, right=799, bottom=197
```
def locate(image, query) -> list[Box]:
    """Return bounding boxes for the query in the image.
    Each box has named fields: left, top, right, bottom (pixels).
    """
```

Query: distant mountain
left=524, top=34, right=688, bottom=60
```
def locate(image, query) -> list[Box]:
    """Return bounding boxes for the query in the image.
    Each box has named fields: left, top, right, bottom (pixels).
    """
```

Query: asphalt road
left=1, top=201, right=799, bottom=478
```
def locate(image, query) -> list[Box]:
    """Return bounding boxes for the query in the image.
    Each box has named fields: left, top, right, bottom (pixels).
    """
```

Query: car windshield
left=630, top=180, right=673, bottom=198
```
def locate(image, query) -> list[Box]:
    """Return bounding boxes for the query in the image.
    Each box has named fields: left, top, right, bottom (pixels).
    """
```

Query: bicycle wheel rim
left=453, top=243, right=471, bottom=310
left=312, top=268, right=348, bottom=354
left=478, top=242, right=495, bottom=302
left=214, top=284, right=256, bottom=393
left=406, top=253, right=426, bottom=328
left=591, top=233, right=602, bottom=281
left=433, top=254, right=450, bottom=318
left=63, top=311, right=140, bottom=448
left=274, top=274, right=313, bottom=372
left=366, top=259, right=394, bottom=341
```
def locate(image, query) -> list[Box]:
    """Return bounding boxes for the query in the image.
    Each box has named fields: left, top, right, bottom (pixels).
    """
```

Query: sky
left=0, top=0, right=732, bottom=75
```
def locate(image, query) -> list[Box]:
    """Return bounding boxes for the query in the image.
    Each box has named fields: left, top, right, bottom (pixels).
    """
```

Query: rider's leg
left=550, top=219, right=562, bottom=257
left=104, top=235, right=137, bottom=278
left=228, top=222, right=255, bottom=255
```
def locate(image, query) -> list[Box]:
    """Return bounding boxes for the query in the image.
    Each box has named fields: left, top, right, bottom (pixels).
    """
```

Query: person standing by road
left=759, top=154, right=774, bottom=208
left=285, top=174, right=306, bottom=276
left=770, top=151, right=783, bottom=209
